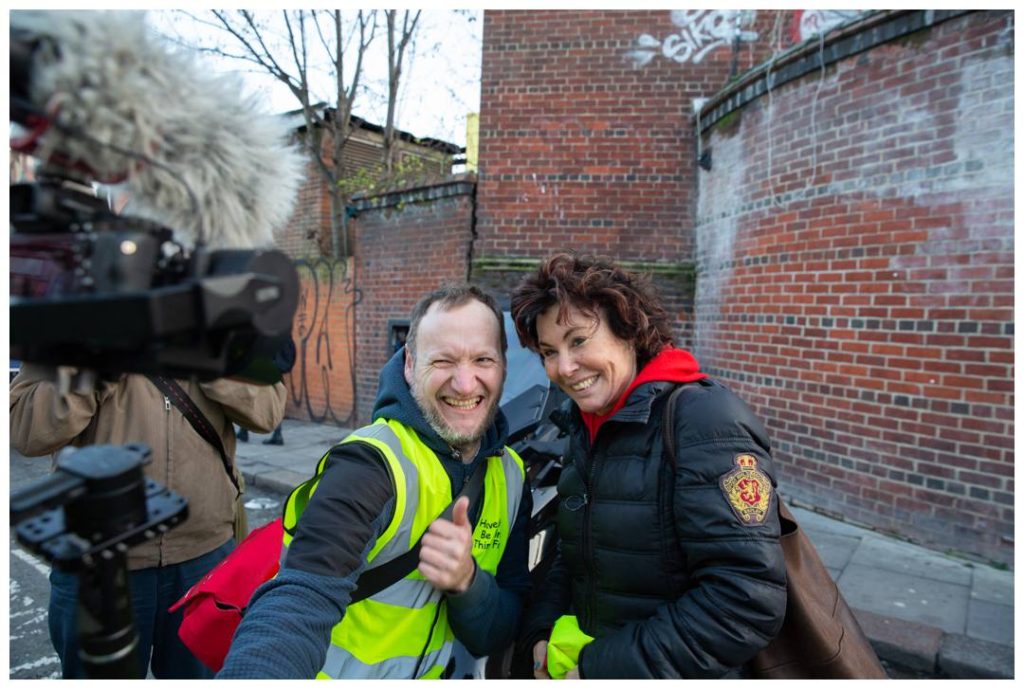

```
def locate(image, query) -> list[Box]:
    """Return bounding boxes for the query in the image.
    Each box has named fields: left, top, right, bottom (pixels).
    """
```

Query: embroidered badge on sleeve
left=719, top=453, right=772, bottom=525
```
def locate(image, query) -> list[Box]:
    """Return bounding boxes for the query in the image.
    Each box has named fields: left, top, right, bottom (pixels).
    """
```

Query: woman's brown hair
left=510, top=253, right=675, bottom=368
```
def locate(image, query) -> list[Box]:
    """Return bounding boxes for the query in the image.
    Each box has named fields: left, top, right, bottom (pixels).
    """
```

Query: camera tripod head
left=11, top=444, right=190, bottom=678
left=12, top=444, right=188, bottom=570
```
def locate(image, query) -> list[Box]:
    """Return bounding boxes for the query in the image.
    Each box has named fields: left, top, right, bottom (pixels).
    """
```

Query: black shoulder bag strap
left=147, top=374, right=241, bottom=498
left=350, top=456, right=489, bottom=603
left=660, top=384, right=693, bottom=470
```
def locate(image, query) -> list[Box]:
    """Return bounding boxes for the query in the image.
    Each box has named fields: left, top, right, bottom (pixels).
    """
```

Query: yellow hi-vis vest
left=281, top=418, right=525, bottom=679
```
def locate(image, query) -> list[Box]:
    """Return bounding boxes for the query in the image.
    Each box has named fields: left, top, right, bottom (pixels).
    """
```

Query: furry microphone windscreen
left=12, top=10, right=304, bottom=250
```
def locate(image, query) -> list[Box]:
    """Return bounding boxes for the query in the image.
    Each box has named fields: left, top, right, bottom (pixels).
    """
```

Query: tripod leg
left=76, top=551, right=143, bottom=679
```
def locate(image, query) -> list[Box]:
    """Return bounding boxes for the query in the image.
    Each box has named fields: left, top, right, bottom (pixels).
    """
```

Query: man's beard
left=412, top=385, right=500, bottom=452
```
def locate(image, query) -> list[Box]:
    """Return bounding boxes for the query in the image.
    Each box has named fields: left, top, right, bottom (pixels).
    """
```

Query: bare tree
left=165, top=10, right=378, bottom=257
left=159, top=9, right=452, bottom=257
left=383, top=10, right=420, bottom=175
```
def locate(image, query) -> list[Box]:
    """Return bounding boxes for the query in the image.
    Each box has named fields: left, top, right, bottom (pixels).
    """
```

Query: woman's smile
left=536, top=305, right=636, bottom=416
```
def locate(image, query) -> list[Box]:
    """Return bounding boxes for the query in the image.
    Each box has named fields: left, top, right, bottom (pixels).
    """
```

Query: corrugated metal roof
left=280, top=103, right=463, bottom=154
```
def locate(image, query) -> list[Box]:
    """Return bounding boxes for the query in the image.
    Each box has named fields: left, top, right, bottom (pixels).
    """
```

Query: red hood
left=580, top=346, right=706, bottom=442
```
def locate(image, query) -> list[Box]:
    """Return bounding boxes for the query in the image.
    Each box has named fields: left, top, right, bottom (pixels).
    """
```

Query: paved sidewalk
left=236, top=418, right=1014, bottom=679
left=235, top=418, right=345, bottom=495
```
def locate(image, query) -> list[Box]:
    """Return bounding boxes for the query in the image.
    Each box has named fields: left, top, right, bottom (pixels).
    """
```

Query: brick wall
left=474, top=10, right=787, bottom=342
left=276, top=155, right=332, bottom=259
left=271, top=10, right=1012, bottom=563
left=274, top=127, right=455, bottom=260
left=696, top=11, right=1014, bottom=563
left=275, top=148, right=469, bottom=428
left=351, top=182, right=477, bottom=424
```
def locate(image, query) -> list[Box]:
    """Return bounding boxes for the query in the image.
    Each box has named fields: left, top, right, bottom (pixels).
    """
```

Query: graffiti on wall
left=286, top=257, right=361, bottom=425
left=791, top=10, right=865, bottom=43
left=626, top=10, right=758, bottom=68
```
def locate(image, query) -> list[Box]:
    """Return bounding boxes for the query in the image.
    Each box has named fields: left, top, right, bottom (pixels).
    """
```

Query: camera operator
left=10, top=367, right=286, bottom=679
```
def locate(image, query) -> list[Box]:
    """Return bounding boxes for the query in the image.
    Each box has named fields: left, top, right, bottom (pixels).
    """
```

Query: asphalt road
left=8, top=448, right=283, bottom=680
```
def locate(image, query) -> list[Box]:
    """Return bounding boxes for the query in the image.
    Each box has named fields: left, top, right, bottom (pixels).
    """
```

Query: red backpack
left=169, top=518, right=284, bottom=672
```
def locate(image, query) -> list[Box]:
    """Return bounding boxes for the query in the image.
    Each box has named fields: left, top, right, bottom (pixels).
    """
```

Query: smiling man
left=406, top=296, right=504, bottom=466
left=219, top=284, right=531, bottom=679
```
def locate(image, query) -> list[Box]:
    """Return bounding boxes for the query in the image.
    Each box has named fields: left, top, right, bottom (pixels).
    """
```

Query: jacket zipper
left=576, top=390, right=664, bottom=631
left=573, top=427, right=601, bottom=633
left=578, top=417, right=630, bottom=632
left=161, top=394, right=171, bottom=566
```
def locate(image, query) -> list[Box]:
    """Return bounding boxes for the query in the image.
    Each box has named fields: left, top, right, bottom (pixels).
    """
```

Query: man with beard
left=219, top=284, right=531, bottom=679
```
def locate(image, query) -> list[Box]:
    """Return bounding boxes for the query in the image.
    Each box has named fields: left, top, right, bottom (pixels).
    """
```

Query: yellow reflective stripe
left=418, top=662, right=446, bottom=679
left=385, top=420, right=453, bottom=548
left=339, top=423, right=412, bottom=563
left=472, top=455, right=508, bottom=574
left=468, top=448, right=523, bottom=575
left=318, top=640, right=453, bottom=679
left=334, top=596, right=450, bottom=661
left=282, top=447, right=334, bottom=545
left=505, top=446, right=526, bottom=516
left=370, top=576, right=441, bottom=609
left=280, top=419, right=426, bottom=568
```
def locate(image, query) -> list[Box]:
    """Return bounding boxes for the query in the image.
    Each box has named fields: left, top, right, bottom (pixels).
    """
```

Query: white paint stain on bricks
left=626, top=10, right=758, bottom=68
left=794, top=10, right=864, bottom=43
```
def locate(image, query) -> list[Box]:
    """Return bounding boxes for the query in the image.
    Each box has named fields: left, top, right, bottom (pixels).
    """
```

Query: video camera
left=10, top=17, right=299, bottom=383
left=9, top=11, right=305, bottom=678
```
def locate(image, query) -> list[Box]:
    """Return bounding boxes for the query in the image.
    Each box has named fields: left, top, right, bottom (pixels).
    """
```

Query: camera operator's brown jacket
left=10, top=365, right=286, bottom=569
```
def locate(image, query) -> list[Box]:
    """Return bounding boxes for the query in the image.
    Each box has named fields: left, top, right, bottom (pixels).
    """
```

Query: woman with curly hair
left=510, top=253, right=786, bottom=679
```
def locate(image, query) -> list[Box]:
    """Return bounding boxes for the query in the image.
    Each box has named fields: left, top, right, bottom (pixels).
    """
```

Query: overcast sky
left=148, top=9, right=483, bottom=148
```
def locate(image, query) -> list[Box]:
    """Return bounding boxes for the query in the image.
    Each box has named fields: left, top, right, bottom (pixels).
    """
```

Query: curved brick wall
left=696, top=11, right=1013, bottom=563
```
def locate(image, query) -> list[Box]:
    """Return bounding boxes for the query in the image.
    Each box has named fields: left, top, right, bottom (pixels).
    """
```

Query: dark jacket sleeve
left=579, top=382, right=788, bottom=678
left=447, top=479, right=532, bottom=656
left=218, top=443, right=395, bottom=678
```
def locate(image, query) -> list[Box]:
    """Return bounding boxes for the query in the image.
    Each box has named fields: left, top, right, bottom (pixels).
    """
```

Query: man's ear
left=404, top=347, right=414, bottom=386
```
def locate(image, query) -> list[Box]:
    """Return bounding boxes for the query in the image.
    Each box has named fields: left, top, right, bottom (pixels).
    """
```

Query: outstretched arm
left=218, top=444, right=395, bottom=678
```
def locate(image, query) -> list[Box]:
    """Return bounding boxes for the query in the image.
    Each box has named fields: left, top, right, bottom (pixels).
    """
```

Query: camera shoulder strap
left=146, top=374, right=241, bottom=498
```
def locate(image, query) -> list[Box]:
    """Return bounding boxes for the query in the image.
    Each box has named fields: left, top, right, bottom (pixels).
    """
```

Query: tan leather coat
left=10, top=364, right=286, bottom=569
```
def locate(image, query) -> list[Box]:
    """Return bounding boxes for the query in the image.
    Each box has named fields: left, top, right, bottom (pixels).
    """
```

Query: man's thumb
left=452, top=496, right=470, bottom=527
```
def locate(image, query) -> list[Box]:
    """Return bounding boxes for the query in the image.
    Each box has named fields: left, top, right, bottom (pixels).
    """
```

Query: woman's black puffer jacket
left=523, top=378, right=787, bottom=678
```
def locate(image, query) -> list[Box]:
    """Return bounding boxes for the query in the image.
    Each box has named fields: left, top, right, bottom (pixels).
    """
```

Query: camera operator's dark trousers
left=47, top=539, right=233, bottom=679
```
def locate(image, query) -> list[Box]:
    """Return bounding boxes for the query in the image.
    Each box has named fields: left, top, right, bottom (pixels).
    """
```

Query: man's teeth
left=444, top=397, right=481, bottom=409
left=571, top=376, right=598, bottom=392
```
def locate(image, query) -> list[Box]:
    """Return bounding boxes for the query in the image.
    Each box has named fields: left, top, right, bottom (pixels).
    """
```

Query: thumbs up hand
left=451, top=495, right=471, bottom=528
left=419, top=496, right=476, bottom=594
